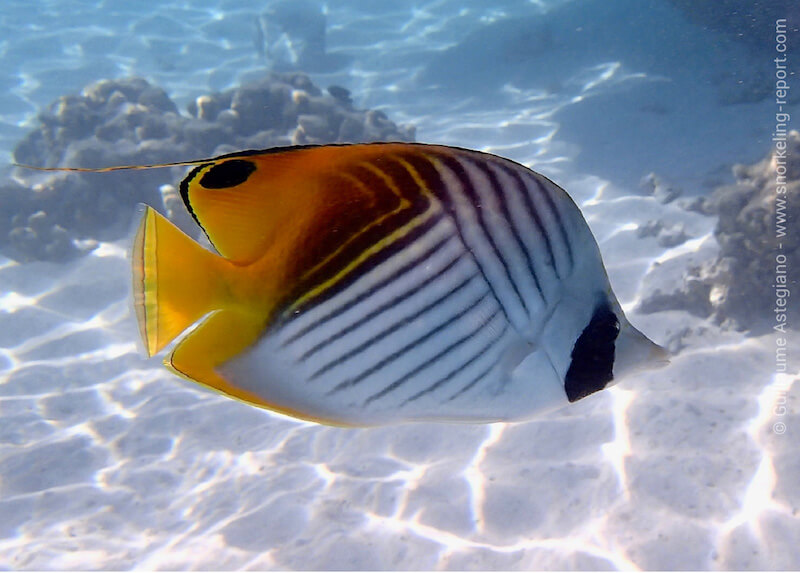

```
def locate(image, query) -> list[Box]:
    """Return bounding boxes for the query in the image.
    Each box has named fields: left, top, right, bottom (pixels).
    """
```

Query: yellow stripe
left=289, top=157, right=439, bottom=312
left=297, top=164, right=409, bottom=282
left=394, top=155, right=435, bottom=197
left=340, top=169, right=379, bottom=209
left=288, top=202, right=443, bottom=314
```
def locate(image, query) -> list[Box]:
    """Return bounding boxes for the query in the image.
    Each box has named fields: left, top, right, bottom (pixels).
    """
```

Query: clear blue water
left=0, top=0, right=797, bottom=569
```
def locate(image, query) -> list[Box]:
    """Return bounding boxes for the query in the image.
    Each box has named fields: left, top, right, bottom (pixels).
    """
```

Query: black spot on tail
left=565, top=301, right=620, bottom=402
left=199, top=159, right=257, bottom=189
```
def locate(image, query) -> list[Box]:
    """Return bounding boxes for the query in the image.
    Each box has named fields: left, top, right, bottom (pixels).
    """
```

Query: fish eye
left=199, top=159, right=257, bottom=189
left=564, top=301, right=620, bottom=402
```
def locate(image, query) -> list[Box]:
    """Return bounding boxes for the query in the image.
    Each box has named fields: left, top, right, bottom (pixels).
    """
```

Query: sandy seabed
left=0, top=0, right=798, bottom=569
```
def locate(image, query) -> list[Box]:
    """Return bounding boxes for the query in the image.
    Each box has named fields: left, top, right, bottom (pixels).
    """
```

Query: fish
left=21, top=143, right=668, bottom=426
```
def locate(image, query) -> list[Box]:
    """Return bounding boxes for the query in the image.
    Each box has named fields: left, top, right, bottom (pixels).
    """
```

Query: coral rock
left=640, top=131, right=800, bottom=332
left=6, top=73, right=415, bottom=262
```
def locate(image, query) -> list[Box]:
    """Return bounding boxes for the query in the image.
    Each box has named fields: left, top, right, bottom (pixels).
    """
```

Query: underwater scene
left=0, top=0, right=798, bottom=569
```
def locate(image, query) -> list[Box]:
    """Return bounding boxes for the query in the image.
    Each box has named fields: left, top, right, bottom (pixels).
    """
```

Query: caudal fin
left=132, top=207, right=230, bottom=356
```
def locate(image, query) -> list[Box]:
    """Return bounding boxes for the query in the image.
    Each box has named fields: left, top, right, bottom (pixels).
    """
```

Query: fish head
left=537, top=267, right=668, bottom=406
left=539, top=221, right=669, bottom=404
left=559, top=292, right=668, bottom=403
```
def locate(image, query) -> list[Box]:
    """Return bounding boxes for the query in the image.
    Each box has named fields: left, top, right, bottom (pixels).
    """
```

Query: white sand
left=0, top=0, right=798, bottom=569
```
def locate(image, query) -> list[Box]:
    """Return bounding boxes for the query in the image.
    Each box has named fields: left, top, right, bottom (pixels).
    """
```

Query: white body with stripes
left=218, top=147, right=663, bottom=425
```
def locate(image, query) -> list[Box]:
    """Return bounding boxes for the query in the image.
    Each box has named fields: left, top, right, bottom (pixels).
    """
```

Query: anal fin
left=167, top=309, right=353, bottom=426
left=167, top=309, right=266, bottom=407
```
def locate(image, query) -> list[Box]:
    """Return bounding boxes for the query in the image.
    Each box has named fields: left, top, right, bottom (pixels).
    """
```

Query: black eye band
left=564, top=301, right=620, bottom=402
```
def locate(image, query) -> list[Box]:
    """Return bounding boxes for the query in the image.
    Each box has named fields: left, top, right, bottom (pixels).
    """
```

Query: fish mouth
left=648, top=343, right=671, bottom=368
left=613, top=324, right=670, bottom=381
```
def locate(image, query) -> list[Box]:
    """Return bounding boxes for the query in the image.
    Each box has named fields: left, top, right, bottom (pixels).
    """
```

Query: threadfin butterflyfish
left=20, top=143, right=668, bottom=426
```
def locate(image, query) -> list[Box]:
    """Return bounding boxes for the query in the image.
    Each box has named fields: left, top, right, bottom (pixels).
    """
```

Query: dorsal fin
left=177, top=144, right=430, bottom=265
left=178, top=149, right=304, bottom=264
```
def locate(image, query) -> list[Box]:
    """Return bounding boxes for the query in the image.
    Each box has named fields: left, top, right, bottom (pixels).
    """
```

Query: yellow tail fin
left=132, top=207, right=230, bottom=356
